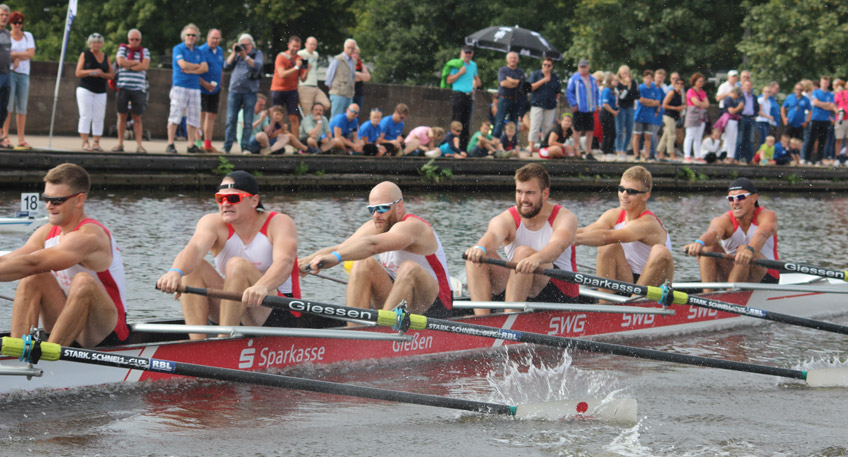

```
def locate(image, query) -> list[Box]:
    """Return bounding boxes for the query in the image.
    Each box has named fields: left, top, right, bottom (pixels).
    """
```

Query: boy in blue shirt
left=358, top=108, right=385, bottom=156
left=438, top=121, right=467, bottom=158
left=632, top=70, right=662, bottom=161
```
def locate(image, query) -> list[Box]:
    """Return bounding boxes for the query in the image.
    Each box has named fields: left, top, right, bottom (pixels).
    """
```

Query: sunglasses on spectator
left=185, top=33, right=197, bottom=37
left=41, top=192, right=84, bottom=205
left=11, top=21, right=22, bottom=25
left=727, top=193, right=751, bottom=203
left=215, top=192, right=254, bottom=204
left=349, top=109, right=359, bottom=115
left=367, top=198, right=402, bottom=215
left=542, top=63, right=552, bottom=67
left=617, top=186, right=647, bottom=195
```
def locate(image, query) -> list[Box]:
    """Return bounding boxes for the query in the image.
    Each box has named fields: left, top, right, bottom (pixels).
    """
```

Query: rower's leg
left=347, top=257, right=393, bottom=325
left=636, top=245, right=674, bottom=286
left=465, top=251, right=509, bottom=315
left=382, top=261, right=439, bottom=315
left=180, top=261, right=224, bottom=340
left=596, top=243, right=633, bottom=302
left=49, top=272, right=118, bottom=348
left=219, top=257, right=265, bottom=331
left=699, top=243, right=731, bottom=292
left=729, top=252, right=768, bottom=283
left=11, top=272, right=66, bottom=339
left=504, top=246, right=549, bottom=309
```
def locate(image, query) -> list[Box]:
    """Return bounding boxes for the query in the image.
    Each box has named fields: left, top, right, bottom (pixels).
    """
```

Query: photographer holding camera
left=271, top=36, right=308, bottom=140
left=223, top=33, right=264, bottom=153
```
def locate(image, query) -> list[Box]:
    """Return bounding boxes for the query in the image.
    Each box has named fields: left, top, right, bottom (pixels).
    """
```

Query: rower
left=156, top=171, right=300, bottom=339
left=465, top=163, right=580, bottom=315
left=3, top=163, right=128, bottom=348
left=683, top=177, right=779, bottom=290
left=299, top=181, right=452, bottom=319
left=576, top=166, right=674, bottom=296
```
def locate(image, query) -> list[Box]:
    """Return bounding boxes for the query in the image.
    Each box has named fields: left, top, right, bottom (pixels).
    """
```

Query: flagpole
left=48, top=0, right=77, bottom=149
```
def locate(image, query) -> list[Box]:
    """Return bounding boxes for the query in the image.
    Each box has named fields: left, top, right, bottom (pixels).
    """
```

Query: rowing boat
left=2, top=273, right=847, bottom=394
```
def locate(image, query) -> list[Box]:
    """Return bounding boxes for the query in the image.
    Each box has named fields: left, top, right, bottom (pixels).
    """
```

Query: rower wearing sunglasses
left=299, top=181, right=452, bottom=319
left=576, top=166, right=674, bottom=297
left=156, top=171, right=300, bottom=339
left=3, top=163, right=129, bottom=348
left=683, top=177, right=779, bottom=289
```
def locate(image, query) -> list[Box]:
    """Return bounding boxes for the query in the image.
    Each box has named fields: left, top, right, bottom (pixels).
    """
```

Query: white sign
left=20, top=193, right=40, bottom=216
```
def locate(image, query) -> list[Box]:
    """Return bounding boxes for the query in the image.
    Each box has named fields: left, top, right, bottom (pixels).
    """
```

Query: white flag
left=68, top=0, right=77, bottom=26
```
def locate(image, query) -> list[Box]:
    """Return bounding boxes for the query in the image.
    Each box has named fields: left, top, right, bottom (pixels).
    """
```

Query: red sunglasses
left=215, top=192, right=254, bottom=204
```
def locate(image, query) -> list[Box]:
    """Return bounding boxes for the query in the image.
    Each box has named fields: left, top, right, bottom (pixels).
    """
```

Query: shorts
left=362, top=143, right=380, bottom=156
left=761, top=273, right=779, bottom=284
left=383, top=143, right=398, bottom=155
left=834, top=121, right=848, bottom=140
left=96, top=330, right=128, bottom=347
left=493, top=278, right=582, bottom=304
left=168, top=86, right=201, bottom=127
left=271, top=90, right=300, bottom=115
left=572, top=111, right=594, bottom=132
left=538, top=147, right=551, bottom=159
left=8, top=72, right=29, bottom=114
left=116, top=89, right=146, bottom=115
left=424, top=296, right=452, bottom=318
left=201, top=91, right=220, bottom=114
left=633, top=122, right=659, bottom=136
left=263, top=292, right=301, bottom=327
left=468, top=145, right=488, bottom=158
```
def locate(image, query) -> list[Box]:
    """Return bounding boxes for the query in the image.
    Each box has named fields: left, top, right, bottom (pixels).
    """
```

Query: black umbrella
left=465, top=25, right=561, bottom=60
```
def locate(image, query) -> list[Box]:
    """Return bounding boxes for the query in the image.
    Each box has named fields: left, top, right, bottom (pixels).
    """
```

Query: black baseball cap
left=728, top=177, right=757, bottom=194
left=219, top=170, right=264, bottom=210
left=462, top=45, right=474, bottom=53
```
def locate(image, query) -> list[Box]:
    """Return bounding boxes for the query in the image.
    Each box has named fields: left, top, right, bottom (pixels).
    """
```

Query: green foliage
left=675, top=166, right=707, bottom=182
left=294, top=161, right=309, bottom=176
left=418, top=158, right=452, bottom=182
left=783, top=173, right=804, bottom=185
left=213, top=156, right=235, bottom=176
left=738, top=0, right=848, bottom=87
left=313, top=169, right=325, bottom=176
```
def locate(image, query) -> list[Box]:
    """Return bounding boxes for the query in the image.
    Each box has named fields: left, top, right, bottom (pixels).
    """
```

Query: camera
left=839, top=109, right=845, bottom=125
left=234, top=44, right=244, bottom=53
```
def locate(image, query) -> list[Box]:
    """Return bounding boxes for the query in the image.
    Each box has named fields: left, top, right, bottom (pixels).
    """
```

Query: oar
left=671, top=281, right=848, bottom=294
left=696, top=251, right=848, bottom=282
left=0, top=336, right=636, bottom=423
left=469, top=255, right=848, bottom=337
left=178, top=286, right=848, bottom=388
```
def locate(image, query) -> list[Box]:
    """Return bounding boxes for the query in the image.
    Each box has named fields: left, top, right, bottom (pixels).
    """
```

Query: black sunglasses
left=41, top=192, right=84, bottom=205
left=617, top=186, right=647, bottom=195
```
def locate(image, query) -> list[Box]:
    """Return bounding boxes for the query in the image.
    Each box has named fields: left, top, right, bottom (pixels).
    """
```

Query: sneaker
left=584, top=153, right=597, bottom=161
left=205, top=145, right=221, bottom=153
left=165, top=143, right=178, bottom=154
left=187, top=144, right=203, bottom=154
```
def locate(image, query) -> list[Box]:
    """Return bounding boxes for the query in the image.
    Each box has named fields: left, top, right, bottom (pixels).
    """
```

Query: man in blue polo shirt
left=329, top=103, right=363, bottom=154
left=166, top=23, right=207, bottom=154
left=781, top=83, right=811, bottom=141
left=528, top=56, right=561, bottom=152
left=446, top=45, right=481, bottom=151
left=632, top=70, right=662, bottom=161
left=198, top=28, right=224, bottom=152
left=804, top=75, right=837, bottom=165
left=492, top=51, right=525, bottom=139
left=378, top=103, right=408, bottom=156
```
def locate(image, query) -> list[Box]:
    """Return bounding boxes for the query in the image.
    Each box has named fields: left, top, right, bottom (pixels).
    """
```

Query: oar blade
left=805, top=368, right=848, bottom=388
left=513, top=398, right=637, bottom=424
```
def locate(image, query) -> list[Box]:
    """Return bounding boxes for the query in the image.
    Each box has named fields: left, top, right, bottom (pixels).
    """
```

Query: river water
left=1, top=188, right=847, bottom=456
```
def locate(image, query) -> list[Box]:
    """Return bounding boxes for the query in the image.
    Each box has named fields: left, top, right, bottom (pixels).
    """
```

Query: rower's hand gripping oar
left=695, top=250, right=848, bottom=282
left=466, top=254, right=848, bottom=337
left=177, top=285, right=848, bottom=388
left=0, top=335, right=636, bottom=424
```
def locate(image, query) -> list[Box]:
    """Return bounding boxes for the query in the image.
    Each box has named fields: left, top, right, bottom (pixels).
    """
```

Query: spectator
left=238, top=93, right=266, bottom=148
left=358, top=107, right=386, bottom=156
left=781, top=82, right=811, bottom=141
left=377, top=103, right=407, bottom=156
left=247, top=104, right=307, bottom=155
left=565, top=58, right=599, bottom=160
left=527, top=56, right=561, bottom=152
left=632, top=70, right=661, bottom=161
left=756, top=85, right=775, bottom=151
left=804, top=75, right=835, bottom=166
left=271, top=35, right=308, bottom=140
left=658, top=76, right=684, bottom=161
left=700, top=128, right=724, bottom=163
left=3, top=10, right=33, bottom=150
left=772, top=133, right=794, bottom=166
left=683, top=72, right=709, bottom=162
left=198, top=28, right=224, bottom=152
left=223, top=33, right=263, bottom=154
left=328, top=103, right=363, bottom=154
left=493, top=51, right=525, bottom=138
left=467, top=120, right=501, bottom=158
left=538, top=113, right=576, bottom=159
left=789, top=137, right=803, bottom=165
left=0, top=5, right=10, bottom=149
left=734, top=80, right=759, bottom=163
left=715, top=70, right=739, bottom=109
left=74, top=32, right=113, bottom=152
left=498, top=121, right=519, bottom=158
left=591, top=70, right=606, bottom=151
left=299, top=103, right=334, bottom=154
left=740, top=70, right=752, bottom=86
left=403, top=126, right=444, bottom=156
left=112, top=28, right=149, bottom=153
left=437, top=120, right=466, bottom=158
left=721, top=87, right=745, bottom=163
left=599, top=72, right=618, bottom=159
left=753, top=135, right=775, bottom=165
left=352, top=46, right=371, bottom=108
left=297, top=36, right=329, bottom=114
left=834, top=79, right=848, bottom=163
left=445, top=45, right=480, bottom=151
left=767, top=81, right=781, bottom=137
left=326, top=38, right=356, bottom=118
left=655, top=69, right=669, bottom=93
left=166, top=24, right=207, bottom=154
left=614, top=65, right=639, bottom=161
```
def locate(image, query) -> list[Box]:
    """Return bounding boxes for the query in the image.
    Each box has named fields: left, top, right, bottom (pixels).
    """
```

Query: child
left=789, top=138, right=803, bottom=166
left=466, top=121, right=502, bottom=158
left=700, top=128, right=724, bottom=163
left=247, top=105, right=307, bottom=155
left=538, top=113, right=576, bottom=159
left=753, top=135, right=775, bottom=165
left=403, top=126, right=444, bottom=156
left=358, top=108, right=386, bottom=156
left=497, top=121, right=518, bottom=158
left=436, top=121, right=466, bottom=158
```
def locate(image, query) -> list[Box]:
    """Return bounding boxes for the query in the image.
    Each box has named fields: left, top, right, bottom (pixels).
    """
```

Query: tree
left=738, top=0, right=848, bottom=87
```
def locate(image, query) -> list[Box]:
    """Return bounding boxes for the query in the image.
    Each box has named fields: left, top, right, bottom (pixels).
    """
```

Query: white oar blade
left=805, top=368, right=848, bottom=387
left=513, top=398, right=637, bottom=424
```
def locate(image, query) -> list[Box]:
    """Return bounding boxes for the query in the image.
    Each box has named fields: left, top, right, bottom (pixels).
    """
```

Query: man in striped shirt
left=113, top=29, right=149, bottom=153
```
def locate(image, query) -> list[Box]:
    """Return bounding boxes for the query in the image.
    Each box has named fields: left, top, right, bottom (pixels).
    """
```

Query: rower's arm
left=578, top=216, right=654, bottom=247
left=0, top=229, right=100, bottom=282
left=748, top=209, right=777, bottom=253
left=334, top=218, right=422, bottom=262
left=301, top=220, right=377, bottom=273
left=684, top=215, right=731, bottom=256
left=156, top=214, right=220, bottom=293
left=243, top=214, right=298, bottom=306
left=464, top=211, right=513, bottom=263
left=574, top=209, right=618, bottom=246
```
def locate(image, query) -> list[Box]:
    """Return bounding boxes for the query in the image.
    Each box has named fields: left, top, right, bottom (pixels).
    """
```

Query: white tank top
left=613, top=209, right=673, bottom=275
left=503, top=205, right=578, bottom=297
left=377, top=214, right=452, bottom=308
left=720, top=207, right=780, bottom=279
left=213, top=212, right=300, bottom=296
left=44, top=219, right=129, bottom=341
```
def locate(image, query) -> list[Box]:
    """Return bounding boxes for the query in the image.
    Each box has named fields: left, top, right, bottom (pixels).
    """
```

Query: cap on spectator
left=728, top=70, right=739, bottom=77
left=578, top=58, right=589, bottom=67
left=462, top=45, right=474, bottom=53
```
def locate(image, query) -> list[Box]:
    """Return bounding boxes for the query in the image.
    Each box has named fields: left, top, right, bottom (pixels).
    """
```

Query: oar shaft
left=698, top=251, right=847, bottom=282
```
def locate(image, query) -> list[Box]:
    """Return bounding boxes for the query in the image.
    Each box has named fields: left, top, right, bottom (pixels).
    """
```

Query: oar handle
left=696, top=251, right=847, bottom=281
left=179, top=285, right=242, bottom=302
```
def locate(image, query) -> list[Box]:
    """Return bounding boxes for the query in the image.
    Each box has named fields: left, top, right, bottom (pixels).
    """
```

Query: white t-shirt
left=716, top=81, right=739, bottom=109
left=296, top=49, right=320, bottom=87
left=700, top=137, right=722, bottom=159
left=756, top=95, right=774, bottom=125
left=10, top=31, right=35, bottom=75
